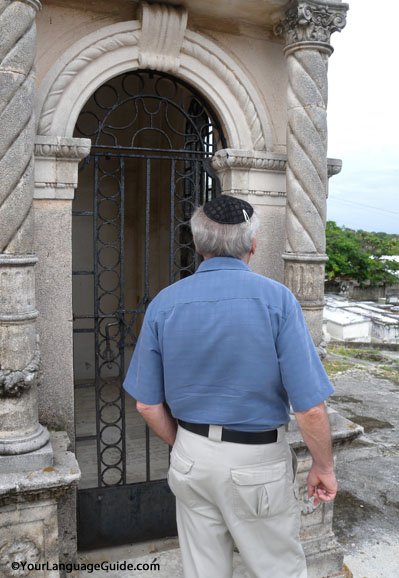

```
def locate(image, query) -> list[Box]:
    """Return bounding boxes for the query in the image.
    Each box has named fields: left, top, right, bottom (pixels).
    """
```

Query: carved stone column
left=276, top=0, right=348, bottom=350
left=0, top=0, right=51, bottom=470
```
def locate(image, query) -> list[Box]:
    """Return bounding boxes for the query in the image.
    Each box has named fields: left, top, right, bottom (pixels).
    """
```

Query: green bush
left=325, top=221, right=399, bottom=286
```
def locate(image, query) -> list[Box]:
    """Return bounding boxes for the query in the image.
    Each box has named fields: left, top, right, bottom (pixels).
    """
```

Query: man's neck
left=202, top=253, right=251, bottom=264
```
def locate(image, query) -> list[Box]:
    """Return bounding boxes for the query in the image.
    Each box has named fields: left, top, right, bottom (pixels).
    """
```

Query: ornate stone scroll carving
left=0, top=340, right=41, bottom=398
left=275, top=0, right=348, bottom=47
left=0, top=539, right=40, bottom=577
left=0, top=0, right=41, bottom=254
left=138, top=2, right=188, bottom=73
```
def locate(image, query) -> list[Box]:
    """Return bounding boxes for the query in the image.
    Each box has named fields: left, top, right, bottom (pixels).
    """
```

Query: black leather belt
left=178, top=420, right=278, bottom=445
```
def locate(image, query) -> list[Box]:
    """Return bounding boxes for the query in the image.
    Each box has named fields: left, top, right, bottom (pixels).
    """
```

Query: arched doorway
left=72, top=70, right=225, bottom=549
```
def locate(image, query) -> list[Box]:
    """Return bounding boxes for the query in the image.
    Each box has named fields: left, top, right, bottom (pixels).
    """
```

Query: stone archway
left=35, top=8, right=273, bottom=150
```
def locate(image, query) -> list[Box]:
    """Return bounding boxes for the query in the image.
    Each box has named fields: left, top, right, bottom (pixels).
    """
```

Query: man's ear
left=250, top=234, right=257, bottom=255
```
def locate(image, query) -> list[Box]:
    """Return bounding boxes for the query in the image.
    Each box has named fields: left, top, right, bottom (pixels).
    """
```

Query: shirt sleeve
left=123, top=309, right=165, bottom=405
left=276, top=299, right=334, bottom=412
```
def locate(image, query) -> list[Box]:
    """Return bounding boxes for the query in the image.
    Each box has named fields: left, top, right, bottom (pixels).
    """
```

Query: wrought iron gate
left=72, top=71, right=225, bottom=549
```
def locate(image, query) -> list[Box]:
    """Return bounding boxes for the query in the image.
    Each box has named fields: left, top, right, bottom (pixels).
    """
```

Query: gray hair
left=190, top=204, right=259, bottom=259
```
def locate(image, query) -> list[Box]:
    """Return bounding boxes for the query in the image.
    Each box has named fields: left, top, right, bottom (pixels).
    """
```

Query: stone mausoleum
left=0, top=1, right=361, bottom=577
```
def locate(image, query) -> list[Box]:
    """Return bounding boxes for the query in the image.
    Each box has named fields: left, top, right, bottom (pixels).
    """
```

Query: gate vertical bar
left=194, top=159, right=200, bottom=270
left=120, top=157, right=127, bottom=484
left=93, top=155, right=101, bottom=486
left=170, top=159, right=176, bottom=284
left=145, top=157, right=151, bottom=482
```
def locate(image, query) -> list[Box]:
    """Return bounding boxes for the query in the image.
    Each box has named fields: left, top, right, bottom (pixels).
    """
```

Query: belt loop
left=277, top=425, right=285, bottom=443
left=208, top=425, right=223, bottom=442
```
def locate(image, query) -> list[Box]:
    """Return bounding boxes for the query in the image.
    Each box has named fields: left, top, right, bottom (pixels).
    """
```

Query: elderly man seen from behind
left=124, top=194, right=337, bottom=578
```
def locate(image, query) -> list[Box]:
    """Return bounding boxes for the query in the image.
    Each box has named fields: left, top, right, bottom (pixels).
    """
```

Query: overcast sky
left=327, top=0, right=399, bottom=234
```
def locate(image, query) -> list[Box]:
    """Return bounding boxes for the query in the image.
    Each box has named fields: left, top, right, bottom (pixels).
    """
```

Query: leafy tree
left=325, top=221, right=399, bottom=286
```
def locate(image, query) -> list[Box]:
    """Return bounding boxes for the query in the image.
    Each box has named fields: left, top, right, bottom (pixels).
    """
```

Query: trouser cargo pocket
left=167, top=447, right=196, bottom=508
left=230, top=459, right=289, bottom=520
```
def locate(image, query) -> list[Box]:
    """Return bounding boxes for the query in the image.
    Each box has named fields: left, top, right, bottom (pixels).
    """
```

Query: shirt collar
left=196, top=256, right=251, bottom=273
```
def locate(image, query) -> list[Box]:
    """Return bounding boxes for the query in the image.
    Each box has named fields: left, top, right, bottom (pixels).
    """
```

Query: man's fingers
left=317, top=487, right=336, bottom=501
left=308, top=484, right=336, bottom=506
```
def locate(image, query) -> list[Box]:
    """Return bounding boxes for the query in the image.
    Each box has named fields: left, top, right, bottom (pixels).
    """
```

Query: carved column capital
left=275, top=0, right=348, bottom=53
left=34, top=136, right=91, bottom=200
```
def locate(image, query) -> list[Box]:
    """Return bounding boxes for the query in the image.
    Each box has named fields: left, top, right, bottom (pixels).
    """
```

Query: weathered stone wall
left=326, top=281, right=399, bottom=303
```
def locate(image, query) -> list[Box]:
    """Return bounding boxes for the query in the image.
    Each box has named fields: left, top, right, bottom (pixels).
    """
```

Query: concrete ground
left=78, top=348, right=399, bottom=578
left=329, top=359, right=399, bottom=577
left=79, top=540, right=251, bottom=578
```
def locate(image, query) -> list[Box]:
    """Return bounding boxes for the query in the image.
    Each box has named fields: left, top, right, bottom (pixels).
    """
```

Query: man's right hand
left=307, top=465, right=337, bottom=506
left=294, top=401, right=338, bottom=507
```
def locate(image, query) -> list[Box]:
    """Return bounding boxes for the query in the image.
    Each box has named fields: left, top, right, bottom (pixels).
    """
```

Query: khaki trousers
left=168, top=425, right=307, bottom=578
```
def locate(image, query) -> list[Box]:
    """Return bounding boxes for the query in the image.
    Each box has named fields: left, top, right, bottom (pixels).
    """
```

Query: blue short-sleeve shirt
left=123, top=257, right=334, bottom=430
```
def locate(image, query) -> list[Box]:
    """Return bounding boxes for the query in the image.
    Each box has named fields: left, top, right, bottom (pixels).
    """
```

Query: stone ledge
left=286, top=407, right=364, bottom=454
left=211, top=148, right=342, bottom=178
left=212, top=149, right=287, bottom=172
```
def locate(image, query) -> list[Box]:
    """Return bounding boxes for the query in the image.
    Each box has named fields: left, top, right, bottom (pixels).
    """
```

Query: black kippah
left=203, top=195, right=254, bottom=224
